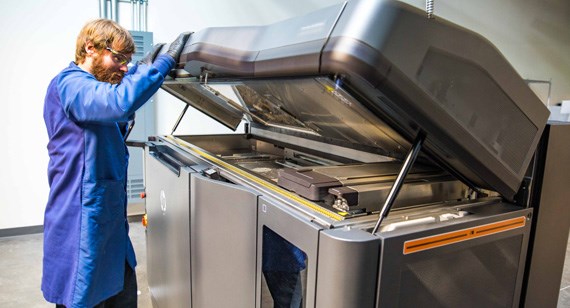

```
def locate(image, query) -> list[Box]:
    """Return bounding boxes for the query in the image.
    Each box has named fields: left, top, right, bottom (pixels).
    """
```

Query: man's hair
left=75, top=19, right=135, bottom=64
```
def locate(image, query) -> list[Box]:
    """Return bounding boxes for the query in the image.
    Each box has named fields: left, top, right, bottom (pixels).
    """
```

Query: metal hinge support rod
left=171, top=104, right=190, bottom=135
left=372, top=132, right=426, bottom=234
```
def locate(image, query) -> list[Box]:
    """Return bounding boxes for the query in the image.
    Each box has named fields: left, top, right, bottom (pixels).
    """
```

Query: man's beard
left=91, top=56, right=125, bottom=84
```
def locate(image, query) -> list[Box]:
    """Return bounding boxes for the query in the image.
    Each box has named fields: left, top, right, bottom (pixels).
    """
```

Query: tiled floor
left=0, top=222, right=152, bottom=308
left=0, top=222, right=568, bottom=307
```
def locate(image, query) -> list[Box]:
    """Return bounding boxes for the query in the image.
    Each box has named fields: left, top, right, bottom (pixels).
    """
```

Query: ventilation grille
left=127, top=176, right=145, bottom=202
left=129, top=31, right=153, bottom=62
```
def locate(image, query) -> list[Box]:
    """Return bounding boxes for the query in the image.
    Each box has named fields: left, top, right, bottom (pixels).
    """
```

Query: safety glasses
left=106, top=46, right=131, bottom=66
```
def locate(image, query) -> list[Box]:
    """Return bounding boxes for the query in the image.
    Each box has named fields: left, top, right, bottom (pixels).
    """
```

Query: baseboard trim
left=0, top=217, right=143, bottom=237
left=128, top=214, right=144, bottom=224
left=0, top=225, right=44, bottom=238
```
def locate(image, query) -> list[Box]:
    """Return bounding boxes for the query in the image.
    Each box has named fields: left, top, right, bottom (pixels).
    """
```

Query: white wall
left=0, top=0, right=99, bottom=230
left=1, top=0, right=569, bottom=230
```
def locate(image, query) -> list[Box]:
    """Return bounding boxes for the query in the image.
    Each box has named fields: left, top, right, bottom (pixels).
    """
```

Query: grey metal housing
left=172, top=0, right=549, bottom=199
left=141, top=1, right=567, bottom=307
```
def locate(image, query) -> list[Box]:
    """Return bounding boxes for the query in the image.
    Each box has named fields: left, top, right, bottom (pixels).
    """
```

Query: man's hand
left=138, top=43, right=165, bottom=66
left=166, top=32, right=191, bottom=63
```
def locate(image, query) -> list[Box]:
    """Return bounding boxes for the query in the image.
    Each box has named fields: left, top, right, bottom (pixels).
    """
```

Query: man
left=42, top=19, right=189, bottom=307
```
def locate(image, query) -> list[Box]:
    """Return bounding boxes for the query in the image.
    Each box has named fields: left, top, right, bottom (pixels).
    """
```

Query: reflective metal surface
left=167, top=0, right=550, bottom=199
left=143, top=1, right=558, bottom=307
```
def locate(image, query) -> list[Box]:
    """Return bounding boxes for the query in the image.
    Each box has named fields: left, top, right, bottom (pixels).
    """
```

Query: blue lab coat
left=42, top=55, right=174, bottom=308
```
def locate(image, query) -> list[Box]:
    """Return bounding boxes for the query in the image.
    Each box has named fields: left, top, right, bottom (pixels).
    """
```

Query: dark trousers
left=264, top=271, right=303, bottom=308
left=56, top=263, right=137, bottom=308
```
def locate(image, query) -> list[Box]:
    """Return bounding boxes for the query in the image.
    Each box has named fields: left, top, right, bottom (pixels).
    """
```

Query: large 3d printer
left=139, top=1, right=570, bottom=307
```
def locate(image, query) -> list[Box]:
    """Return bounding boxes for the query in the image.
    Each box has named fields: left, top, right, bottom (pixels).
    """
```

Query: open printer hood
left=159, top=0, right=549, bottom=200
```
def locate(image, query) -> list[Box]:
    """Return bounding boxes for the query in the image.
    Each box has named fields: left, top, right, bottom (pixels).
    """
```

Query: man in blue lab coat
left=42, top=19, right=188, bottom=307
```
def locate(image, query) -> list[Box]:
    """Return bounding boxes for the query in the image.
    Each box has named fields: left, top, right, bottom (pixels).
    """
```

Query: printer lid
left=161, top=0, right=550, bottom=200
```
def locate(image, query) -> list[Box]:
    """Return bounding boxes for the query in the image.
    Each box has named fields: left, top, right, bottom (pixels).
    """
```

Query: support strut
left=171, top=104, right=190, bottom=135
left=372, top=132, right=426, bottom=234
